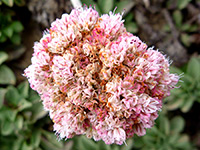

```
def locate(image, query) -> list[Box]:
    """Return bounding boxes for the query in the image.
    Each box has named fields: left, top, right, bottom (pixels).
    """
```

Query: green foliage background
left=0, top=0, right=199, bottom=150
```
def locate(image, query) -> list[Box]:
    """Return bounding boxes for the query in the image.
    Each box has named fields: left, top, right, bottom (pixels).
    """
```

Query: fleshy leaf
left=125, top=22, right=138, bottom=33
left=115, top=0, right=135, bottom=14
left=170, top=116, right=185, bottom=133
left=0, top=88, right=7, bottom=108
left=0, top=65, right=16, bottom=85
left=17, top=98, right=32, bottom=111
left=17, top=81, right=29, bottom=99
left=187, top=57, right=200, bottom=81
left=2, top=0, right=14, bottom=7
left=31, top=129, right=41, bottom=148
left=2, top=26, right=13, bottom=38
left=5, top=85, right=21, bottom=106
left=1, top=119, right=14, bottom=135
left=177, top=0, right=192, bottom=9
left=11, top=21, right=24, bottom=32
left=0, top=51, right=8, bottom=65
left=15, top=115, right=23, bottom=130
left=98, top=0, right=113, bottom=14
left=181, top=96, right=195, bottom=113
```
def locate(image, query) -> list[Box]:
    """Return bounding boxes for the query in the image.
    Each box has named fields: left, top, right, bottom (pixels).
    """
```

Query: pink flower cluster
left=24, top=7, right=179, bottom=145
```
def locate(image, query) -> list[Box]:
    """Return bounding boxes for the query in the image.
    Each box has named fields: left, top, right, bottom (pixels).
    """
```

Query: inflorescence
left=24, top=7, right=179, bottom=145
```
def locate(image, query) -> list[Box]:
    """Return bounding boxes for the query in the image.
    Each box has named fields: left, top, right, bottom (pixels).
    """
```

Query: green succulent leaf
left=133, top=135, right=144, bottom=148
left=1, top=119, right=14, bottom=135
left=175, top=134, right=191, bottom=149
left=181, top=23, right=191, bottom=31
left=0, top=51, right=9, bottom=65
left=187, top=24, right=198, bottom=32
left=168, top=134, right=179, bottom=144
left=31, top=129, right=41, bottom=148
left=15, top=115, right=23, bottom=130
left=170, top=116, right=185, bottom=133
left=28, top=90, right=40, bottom=102
left=97, top=141, right=112, bottom=150
left=77, top=136, right=97, bottom=150
left=2, top=0, right=14, bottom=7
left=112, top=145, right=121, bottom=150
left=0, top=106, right=17, bottom=123
left=21, top=141, right=33, bottom=150
left=17, top=98, right=32, bottom=111
left=159, top=116, right=170, bottom=135
left=124, top=13, right=134, bottom=22
left=12, top=137, right=24, bottom=150
left=0, top=88, right=7, bottom=108
left=121, top=138, right=134, bottom=150
left=181, top=33, right=191, bottom=47
left=17, top=81, right=29, bottom=99
left=178, top=134, right=189, bottom=143
left=10, top=33, right=21, bottom=45
left=187, top=57, right=200, bottom=81
left=125, top=22, right=138, bottom=33
left=5, top=85, right=22, bottom=106
left=173, top=10, right=182, bottom=27
left=0, top=34, right=7, bottom=43
left=41, top=130, right=63, bottom=150
left=28, top=102, right=47, bottom=123
left=35, top=148, right=43, bottom=150
left=177, top=0, right=192, bottom=9
left=166, top=96, right=185, bottom=111
left=181, top=96, right=195, bottom=113
left=143, top=134, right=156, bottom=147
left=2, top=26, right=13, bottom=38
left=170, top=88, right=184, bottom=96
left=0, top=106, right=17, bottom=121
left=115, top=0, right=135, bottom=15
left=11, top=21, right=24, bottom=33
left=132, top=114, right=193, bottom=150
left=14, top=0, right=26, bottom=6
left=0, top=65, right=16, bottom=85
left=98, top=0, right=113, bottom=14
left=81, top=0, right=102, bottom=15
left=169, top=66, right=182, bottom=75
left=148, top=126, right=165, bottom=138
left=181, top=74, right=194, bottom=89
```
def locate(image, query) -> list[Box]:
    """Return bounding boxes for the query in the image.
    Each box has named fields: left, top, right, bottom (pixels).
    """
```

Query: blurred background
left=0, top=0, right=200, bottom=149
